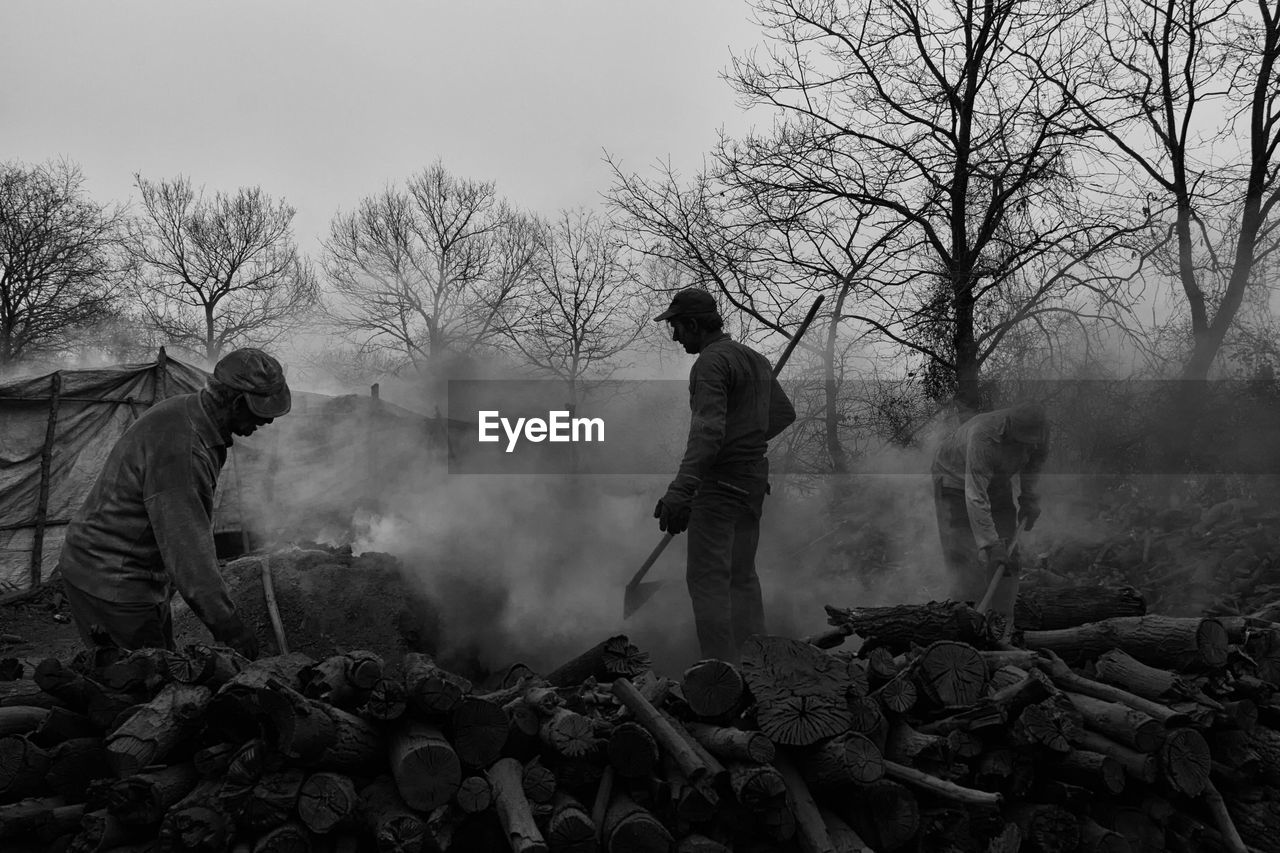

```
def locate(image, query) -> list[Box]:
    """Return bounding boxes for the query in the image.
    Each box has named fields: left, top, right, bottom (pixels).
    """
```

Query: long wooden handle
left=631, top=294, right=826, bottom=588
left=976, top=523, right=1025, bottom=615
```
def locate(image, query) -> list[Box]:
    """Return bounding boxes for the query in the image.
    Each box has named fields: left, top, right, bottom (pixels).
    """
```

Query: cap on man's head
left=213, top=348, right=292, bottom=419
left=1006, top=401, right=1047, bottom=445
left=653, top=288, right=719, bottom=322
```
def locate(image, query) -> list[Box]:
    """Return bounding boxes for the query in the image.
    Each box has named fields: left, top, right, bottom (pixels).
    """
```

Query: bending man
left=653, top=288, right=796, bottom=662
left=58, top=348, right=293, bottom=658
left=931, top=401, right=1048, bottom=625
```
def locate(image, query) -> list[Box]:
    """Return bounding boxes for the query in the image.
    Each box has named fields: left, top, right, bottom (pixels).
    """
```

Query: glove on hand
left=654, top=475, right=698, bottom=536
left=216, top=614, right=260, bottom=660
left=1018, top=498, right=1042, bottom=531
left=654, top=498, right=692, bottom=535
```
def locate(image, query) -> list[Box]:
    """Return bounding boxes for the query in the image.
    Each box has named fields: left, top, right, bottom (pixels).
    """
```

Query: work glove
left=655, top=475, right=698, bottom=536
left=1018, top=497, right=1042, bottom=531
left=216, top=614, right=260, bottom=661
left=654, top=498, right=692, bottom=535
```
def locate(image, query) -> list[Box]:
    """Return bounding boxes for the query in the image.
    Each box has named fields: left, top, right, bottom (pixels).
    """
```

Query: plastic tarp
left=0, top=353, right=460, bottom=591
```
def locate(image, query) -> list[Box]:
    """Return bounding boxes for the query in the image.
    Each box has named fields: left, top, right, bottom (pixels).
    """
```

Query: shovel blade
left=623, top=581, right=664, bottom=619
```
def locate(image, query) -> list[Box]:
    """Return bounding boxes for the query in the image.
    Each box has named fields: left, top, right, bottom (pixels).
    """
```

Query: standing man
left=931, top=402, right=1048, bottom=625
left=58, top=348, right=293, bottom=659
left=653, top=288, right=796, bottom=662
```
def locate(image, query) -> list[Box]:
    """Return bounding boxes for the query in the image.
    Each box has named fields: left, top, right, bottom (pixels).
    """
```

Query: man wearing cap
left=58, top=348, right=293, bottom=658
left=931, top=402, right=1048, bottom=628
left=653, top=288, right=796, bottom=662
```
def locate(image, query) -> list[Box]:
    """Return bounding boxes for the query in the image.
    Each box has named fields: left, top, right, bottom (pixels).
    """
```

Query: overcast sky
left=4, top=1, right=764, bottom=253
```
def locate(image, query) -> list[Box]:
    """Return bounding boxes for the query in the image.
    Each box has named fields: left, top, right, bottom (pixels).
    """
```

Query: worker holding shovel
left=931, top=401, right=1049, bottom=635
left=651, top=288, right=797, bottom=663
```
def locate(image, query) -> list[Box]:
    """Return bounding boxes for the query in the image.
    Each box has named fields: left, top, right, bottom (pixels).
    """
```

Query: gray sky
left=4, top=1, right=764, bottom=253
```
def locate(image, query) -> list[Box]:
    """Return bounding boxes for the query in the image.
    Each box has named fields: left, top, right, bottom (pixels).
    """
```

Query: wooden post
left=30, top=371, right=62, bottom=588
left=154, top=346, right=168, bottom=404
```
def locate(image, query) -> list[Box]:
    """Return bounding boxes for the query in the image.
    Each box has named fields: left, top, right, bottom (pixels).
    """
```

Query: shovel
left=976, top=522, right=1026, bottom=617
left=623, top=292, right=826, bottom=619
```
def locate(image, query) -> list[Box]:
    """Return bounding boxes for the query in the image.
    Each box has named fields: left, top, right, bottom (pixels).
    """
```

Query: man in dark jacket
left=654, top=288, right=796, bottom=662
left=58, top=348, right=292, bottom=658
left=931, top=402, right=1048, bottom=625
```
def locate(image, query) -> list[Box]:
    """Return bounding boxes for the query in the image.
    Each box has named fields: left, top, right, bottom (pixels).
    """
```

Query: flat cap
left=653, top=288, right=719, bottom=322
left=213, top=348, right=292, bottom=418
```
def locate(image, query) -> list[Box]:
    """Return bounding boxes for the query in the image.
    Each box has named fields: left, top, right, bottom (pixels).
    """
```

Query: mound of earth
left=173, top=546, right=443, bottom=667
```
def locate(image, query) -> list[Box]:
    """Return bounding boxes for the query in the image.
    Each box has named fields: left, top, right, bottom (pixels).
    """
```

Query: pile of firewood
left=817, top=585, right=1280, bottom=852
left=2, top=585, right=1279, bottom=853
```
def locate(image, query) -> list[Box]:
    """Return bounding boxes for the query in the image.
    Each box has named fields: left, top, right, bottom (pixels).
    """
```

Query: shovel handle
left=976, top=524, right=1025, bottom=615
left=628, top=533, right=675, bottom=588
left=629, top=296, right=824, bottom=596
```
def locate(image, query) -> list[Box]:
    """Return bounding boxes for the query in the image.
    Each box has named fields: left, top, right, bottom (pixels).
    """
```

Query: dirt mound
left=173, top=546, right=443, bottom=667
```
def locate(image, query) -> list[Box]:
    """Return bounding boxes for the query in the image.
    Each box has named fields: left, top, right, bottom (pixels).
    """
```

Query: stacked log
left=5, top=591, right=1280, bottom=852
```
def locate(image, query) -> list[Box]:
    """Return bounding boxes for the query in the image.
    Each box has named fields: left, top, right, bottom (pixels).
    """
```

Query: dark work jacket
left=59, top=392, right=238, bottom=636
left=674, top=333, right=796, bottom=489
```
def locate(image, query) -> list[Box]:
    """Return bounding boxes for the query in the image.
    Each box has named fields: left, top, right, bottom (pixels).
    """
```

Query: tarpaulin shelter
left=0, top=348, right=468, bottom=593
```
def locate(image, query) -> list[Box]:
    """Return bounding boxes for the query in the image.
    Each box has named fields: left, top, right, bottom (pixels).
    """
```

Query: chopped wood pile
left=2, top=588, right=1279, bottom=853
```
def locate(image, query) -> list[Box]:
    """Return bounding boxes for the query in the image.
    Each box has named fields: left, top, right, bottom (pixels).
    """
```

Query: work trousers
left=686, top=467, right=769, bottom=663
left=933, top=480, right=1017, bottom=604
left=62, top=578, right=176, bottom=651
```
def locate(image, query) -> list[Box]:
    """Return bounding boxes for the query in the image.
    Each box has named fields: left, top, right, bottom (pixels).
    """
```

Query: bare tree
left=321, top=163, right=539, bottom=374
left=0, top=159, right=123, bottom=368
left=1044, top=0, right=1280, bottom=379
left=126, top=174, right=318, bottom=363
left=500, top=209, right=645, bottom=404
left=717, top=0, right=1149, bottom=412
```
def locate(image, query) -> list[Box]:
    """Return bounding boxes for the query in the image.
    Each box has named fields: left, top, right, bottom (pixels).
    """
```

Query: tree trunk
left=47, top=737, right=110, bottom=799
left=820, top=808, right=872, bottom=853
left=834, top=779, right=919, bottom=852
left=1021, top=615, right=1228, bottom=670
left=451, top=696, right=509, bottom=767
left=548, top=791, right=595, bottom=853
left=363, top=676, right=408, bottom=722
left=681, top=659, right=744, bottom=718
left=545, top=635, right=649, bottom=688
left=775, top=752, right=836, bottom=853
left=1048, top=749, right=1125, bottom=796
left=1072, top=730, right=1157, bottom=784
left=389, top=721, right=461, bottom=811
left=488, top=757, right=548, bottom=853
left=1007, top=804, right=1080, bottom=853
left=607, top=720, right=659, bottom=778
left=402, top=652, right=470, bottom=715
left=157, top=779, right=234, bottom=853
left=683, top=722, right=775, bottom=764
left=359, top=776, right=426, bottom=853
left=1160, top=727, right=1212, bottom=797
left=914, top=641, right=987, bottom=706
left=297, top=771, right=357, bottom=835
left=611, top=678, right=709, bottom=782
left=456, top=775, right=493, bottom=813
left=1014, top=586, right=1146, bottom=631
left=1092, top=648, right=1195, bottom=702
left=0, top=735, right=50, bottom=799
left=521, top=759, right=556, bottom=804
left=539, top=707, right=596, bottom=758
left=300, top=651, right=384, bottom=709
left=0, top=706, right=49, bottom=737
left=105, top=683, right=212, bottom=777
left=728, top=761, right=787, bottom=808
left=106, top=762, right=199, bottom=825
left=601, top=789, right=673, bottom=853
left=0, top=798, right=84, bottom=843
left=823, top=602, right=986, bottom=650
left=1064, top=692, right=1164, bottom=752
left=239, top=768, right=307, bottom=835
left=740, top=637, right=852, bottom=746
